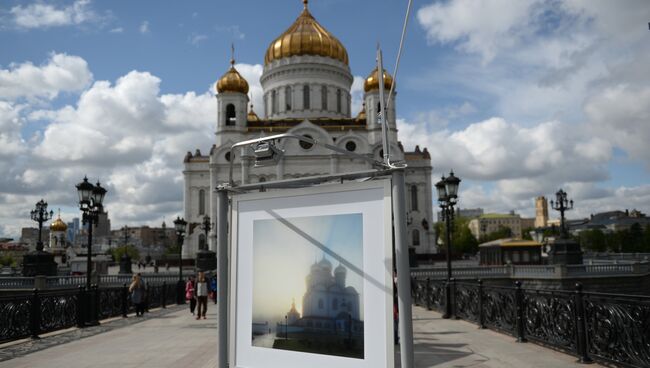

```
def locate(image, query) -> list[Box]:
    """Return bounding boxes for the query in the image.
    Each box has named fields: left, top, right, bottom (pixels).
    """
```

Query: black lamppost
left=119, top=225, right=132, bottom=275
left=75, top=177, right=107, bottom=291
left=550, top=189, right=573, bottom=239
left=201, top=215, right=211, bottom=251
left=22, top=200, right=58, bottom=276
left=173, top=216, right=187, bottom=304
left=435, top=171, right=461, bottom=319
left=31, top=200, right=53, bottom=252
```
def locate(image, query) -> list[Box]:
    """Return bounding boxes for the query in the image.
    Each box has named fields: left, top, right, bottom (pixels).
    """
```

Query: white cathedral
left=182, top=0, right=435, bottom=259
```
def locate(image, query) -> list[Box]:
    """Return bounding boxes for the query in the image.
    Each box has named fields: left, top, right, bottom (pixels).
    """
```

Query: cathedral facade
left=182, top=1, right=435, bottom=259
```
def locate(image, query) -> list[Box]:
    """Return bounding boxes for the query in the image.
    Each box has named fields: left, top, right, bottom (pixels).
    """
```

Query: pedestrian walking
left=129, top=273, right=147, bottom=317
left=185, top=275, right=196, bottom=315
left=210, top=276, right=217, bottom=304
left=196, top=271, right=209, bottom=320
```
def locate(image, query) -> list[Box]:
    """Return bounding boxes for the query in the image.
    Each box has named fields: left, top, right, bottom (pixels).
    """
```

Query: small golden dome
left=264, top=0, right=349, bottom=65
left=364, top=67, right=394, bottom=93
left=247, top=103, right=260, bottom=122
left=355, top=102, right=366, bottom=121
left=216, top=59, right=249, bottom=94
left=50, top=216, right=67, bottom=232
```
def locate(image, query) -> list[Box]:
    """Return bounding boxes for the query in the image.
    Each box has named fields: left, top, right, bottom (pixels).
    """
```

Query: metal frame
left=215, top=140, right=414, bottom=367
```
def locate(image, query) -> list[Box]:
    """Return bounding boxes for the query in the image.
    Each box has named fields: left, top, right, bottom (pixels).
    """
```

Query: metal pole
left=443, top=205, right=452, bottom=319
left=216, top=189, right=229, bottom=368
left=377, top=47, right=390, bottom=165
left=86, top=214, right=93, bottom=291
left=392, top=170, right=414, bottom=368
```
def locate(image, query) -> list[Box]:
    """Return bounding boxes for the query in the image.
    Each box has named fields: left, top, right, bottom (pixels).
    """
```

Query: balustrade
left=411, top=276, right=650, bottom=367
left=0, top=282, right=178, bottom=344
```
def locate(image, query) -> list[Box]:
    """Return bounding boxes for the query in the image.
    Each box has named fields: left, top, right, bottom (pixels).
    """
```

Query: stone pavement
left=0, top=304, right=602, bottom=368
left=399, top=306, right=604, bottom=368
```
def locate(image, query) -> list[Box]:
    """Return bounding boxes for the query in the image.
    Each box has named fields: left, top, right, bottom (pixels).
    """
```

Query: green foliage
left=578, top=223, right=650, bottom=253
left=436, top=216, right=479, bottom=256
left=108, top=245, right=139, bottom=262
left=0, top=255, right=16, bottom=267
left=522, top=227, right=534, bottom=240
left=165, top=244, right=181, bottom=256
left=480, top=226, right=513, bottom=243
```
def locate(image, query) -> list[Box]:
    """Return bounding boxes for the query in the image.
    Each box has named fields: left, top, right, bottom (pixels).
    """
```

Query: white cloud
left=139, top=20, right=149, bottom=34
left=233, top=62, right=264, bottom=115
left=10, top=0, right=102, bottom=29
left=188, top=33, right=208, bottom=46
left=0, top=53, right=93, bottom=101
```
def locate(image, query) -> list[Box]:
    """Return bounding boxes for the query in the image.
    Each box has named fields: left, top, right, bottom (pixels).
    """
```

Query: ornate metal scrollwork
left=483, top=287, right=516, bottom=335
left=455, top=283, right=479, bottom=322
left=0, top=295, right=31, bottom=342
left=523, top=290, right=576, bottom=352
left=39, top=290, right=78, bottom=332
left=584, top=294, right=650, bottom=367
left=99, top=287, right=123, bottom=319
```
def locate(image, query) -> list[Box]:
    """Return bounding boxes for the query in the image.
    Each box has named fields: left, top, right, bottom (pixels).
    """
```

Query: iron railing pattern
left=0, top=282, right=178, bottom=343
left=412, top=277, right=650, bottom=367
left=0, top=273, right=180, bottom=290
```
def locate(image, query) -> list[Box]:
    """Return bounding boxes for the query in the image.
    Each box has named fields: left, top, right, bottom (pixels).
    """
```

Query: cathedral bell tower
left=363, top=67, right=396, bottom=129
left=215, top=51, right=249, bottom=146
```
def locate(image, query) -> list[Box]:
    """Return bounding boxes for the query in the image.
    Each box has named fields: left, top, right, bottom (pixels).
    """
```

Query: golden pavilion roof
left=264, top=0, right=349, bottom=66
left=216, top=59, right=249, bottom=94
left=364, top=66, right=394, bottom=93
left=50, top=216, right=67, bottom=232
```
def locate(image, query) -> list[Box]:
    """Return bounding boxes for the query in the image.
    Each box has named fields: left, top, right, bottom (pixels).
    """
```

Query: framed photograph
left=229, top=180, right=394, bottom=368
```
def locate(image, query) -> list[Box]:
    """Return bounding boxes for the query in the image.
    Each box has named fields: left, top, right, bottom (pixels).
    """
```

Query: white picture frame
left=229, top=180, right=394, bottom=368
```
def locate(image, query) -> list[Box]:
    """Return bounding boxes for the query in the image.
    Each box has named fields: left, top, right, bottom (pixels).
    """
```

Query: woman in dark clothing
left=129, top=273, right=146, bottom=317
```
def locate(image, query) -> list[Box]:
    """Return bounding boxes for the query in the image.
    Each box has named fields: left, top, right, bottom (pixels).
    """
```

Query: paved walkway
left=0, top=305, right=602, bottom=368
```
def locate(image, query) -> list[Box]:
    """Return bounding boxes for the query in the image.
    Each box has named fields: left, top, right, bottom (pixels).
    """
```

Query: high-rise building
left=182, top=2, right=435, bottom=258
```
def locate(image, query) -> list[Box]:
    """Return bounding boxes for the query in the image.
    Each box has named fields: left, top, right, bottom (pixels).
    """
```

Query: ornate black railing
left=0, top=281, right=178, bottom=344
left=412, top=277, right=650, bottom=367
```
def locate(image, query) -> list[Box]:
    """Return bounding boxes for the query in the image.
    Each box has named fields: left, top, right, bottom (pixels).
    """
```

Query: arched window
left=332, top=298, right=338, bottom=310
left=225, top=104, right=236, bottom=126
left=321, top=85, right=328, bottom=110
left=336, top=89, right=342, bottom=113
left=198, top=189, right=205, bottom=215
left=411, top=185, right=418, bottom=211
left=318, top=299, right=324, bottom=309
left=271, top=90, right=277, bottom=114
left=412, top=229, right=420, bottom=246
left=199, top=234, right=206, bottom=250
left=303, top=85, right=310, bottom=109
left=285, top=86, right=292, bottom=111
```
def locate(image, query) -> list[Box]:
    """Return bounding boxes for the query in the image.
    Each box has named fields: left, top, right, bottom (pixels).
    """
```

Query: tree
left=480, top=226, right=513, bottom=243
left=435, top=216, right=479, bottom=256
left=0, top=255, right=16, bottom=267
left=578, top=229, right=607, bottom=252
left=109, top=245, right=139, bottom=262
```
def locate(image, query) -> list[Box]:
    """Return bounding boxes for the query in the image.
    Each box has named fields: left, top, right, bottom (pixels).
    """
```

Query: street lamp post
left=173, top=216, right=187, bottom=304
left=435, top=171, right=461, bottom=319
left=550, top=189, right=573, bottom=239
left=201, top=215, right=211, bottom=250
left=75, top=177, right=107, bottom=291
left=30, top=200, right=53, bottom=252
left=22, top=200, right=58, bottom=277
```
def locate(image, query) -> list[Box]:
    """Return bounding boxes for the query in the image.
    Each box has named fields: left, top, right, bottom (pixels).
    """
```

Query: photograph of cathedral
left=251, top=213, right=364, bottom=359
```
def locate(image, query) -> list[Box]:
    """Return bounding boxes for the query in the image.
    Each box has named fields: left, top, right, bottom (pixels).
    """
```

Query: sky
left=1, top=0, right=650, bottom=238
left=252, top=213, right=363, bottom=324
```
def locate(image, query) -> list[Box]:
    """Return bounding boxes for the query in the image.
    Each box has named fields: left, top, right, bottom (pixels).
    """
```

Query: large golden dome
left=364, top=67, right=394, bottom=93
left=216, top=59, right=249, bottom=94
left=264, top=0, right=349, bottom=66
left=50, top=216, right=67, bottom=232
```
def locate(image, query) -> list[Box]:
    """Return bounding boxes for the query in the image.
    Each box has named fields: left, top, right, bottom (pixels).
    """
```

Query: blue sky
left=1, top=0, right=649, bottom=238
